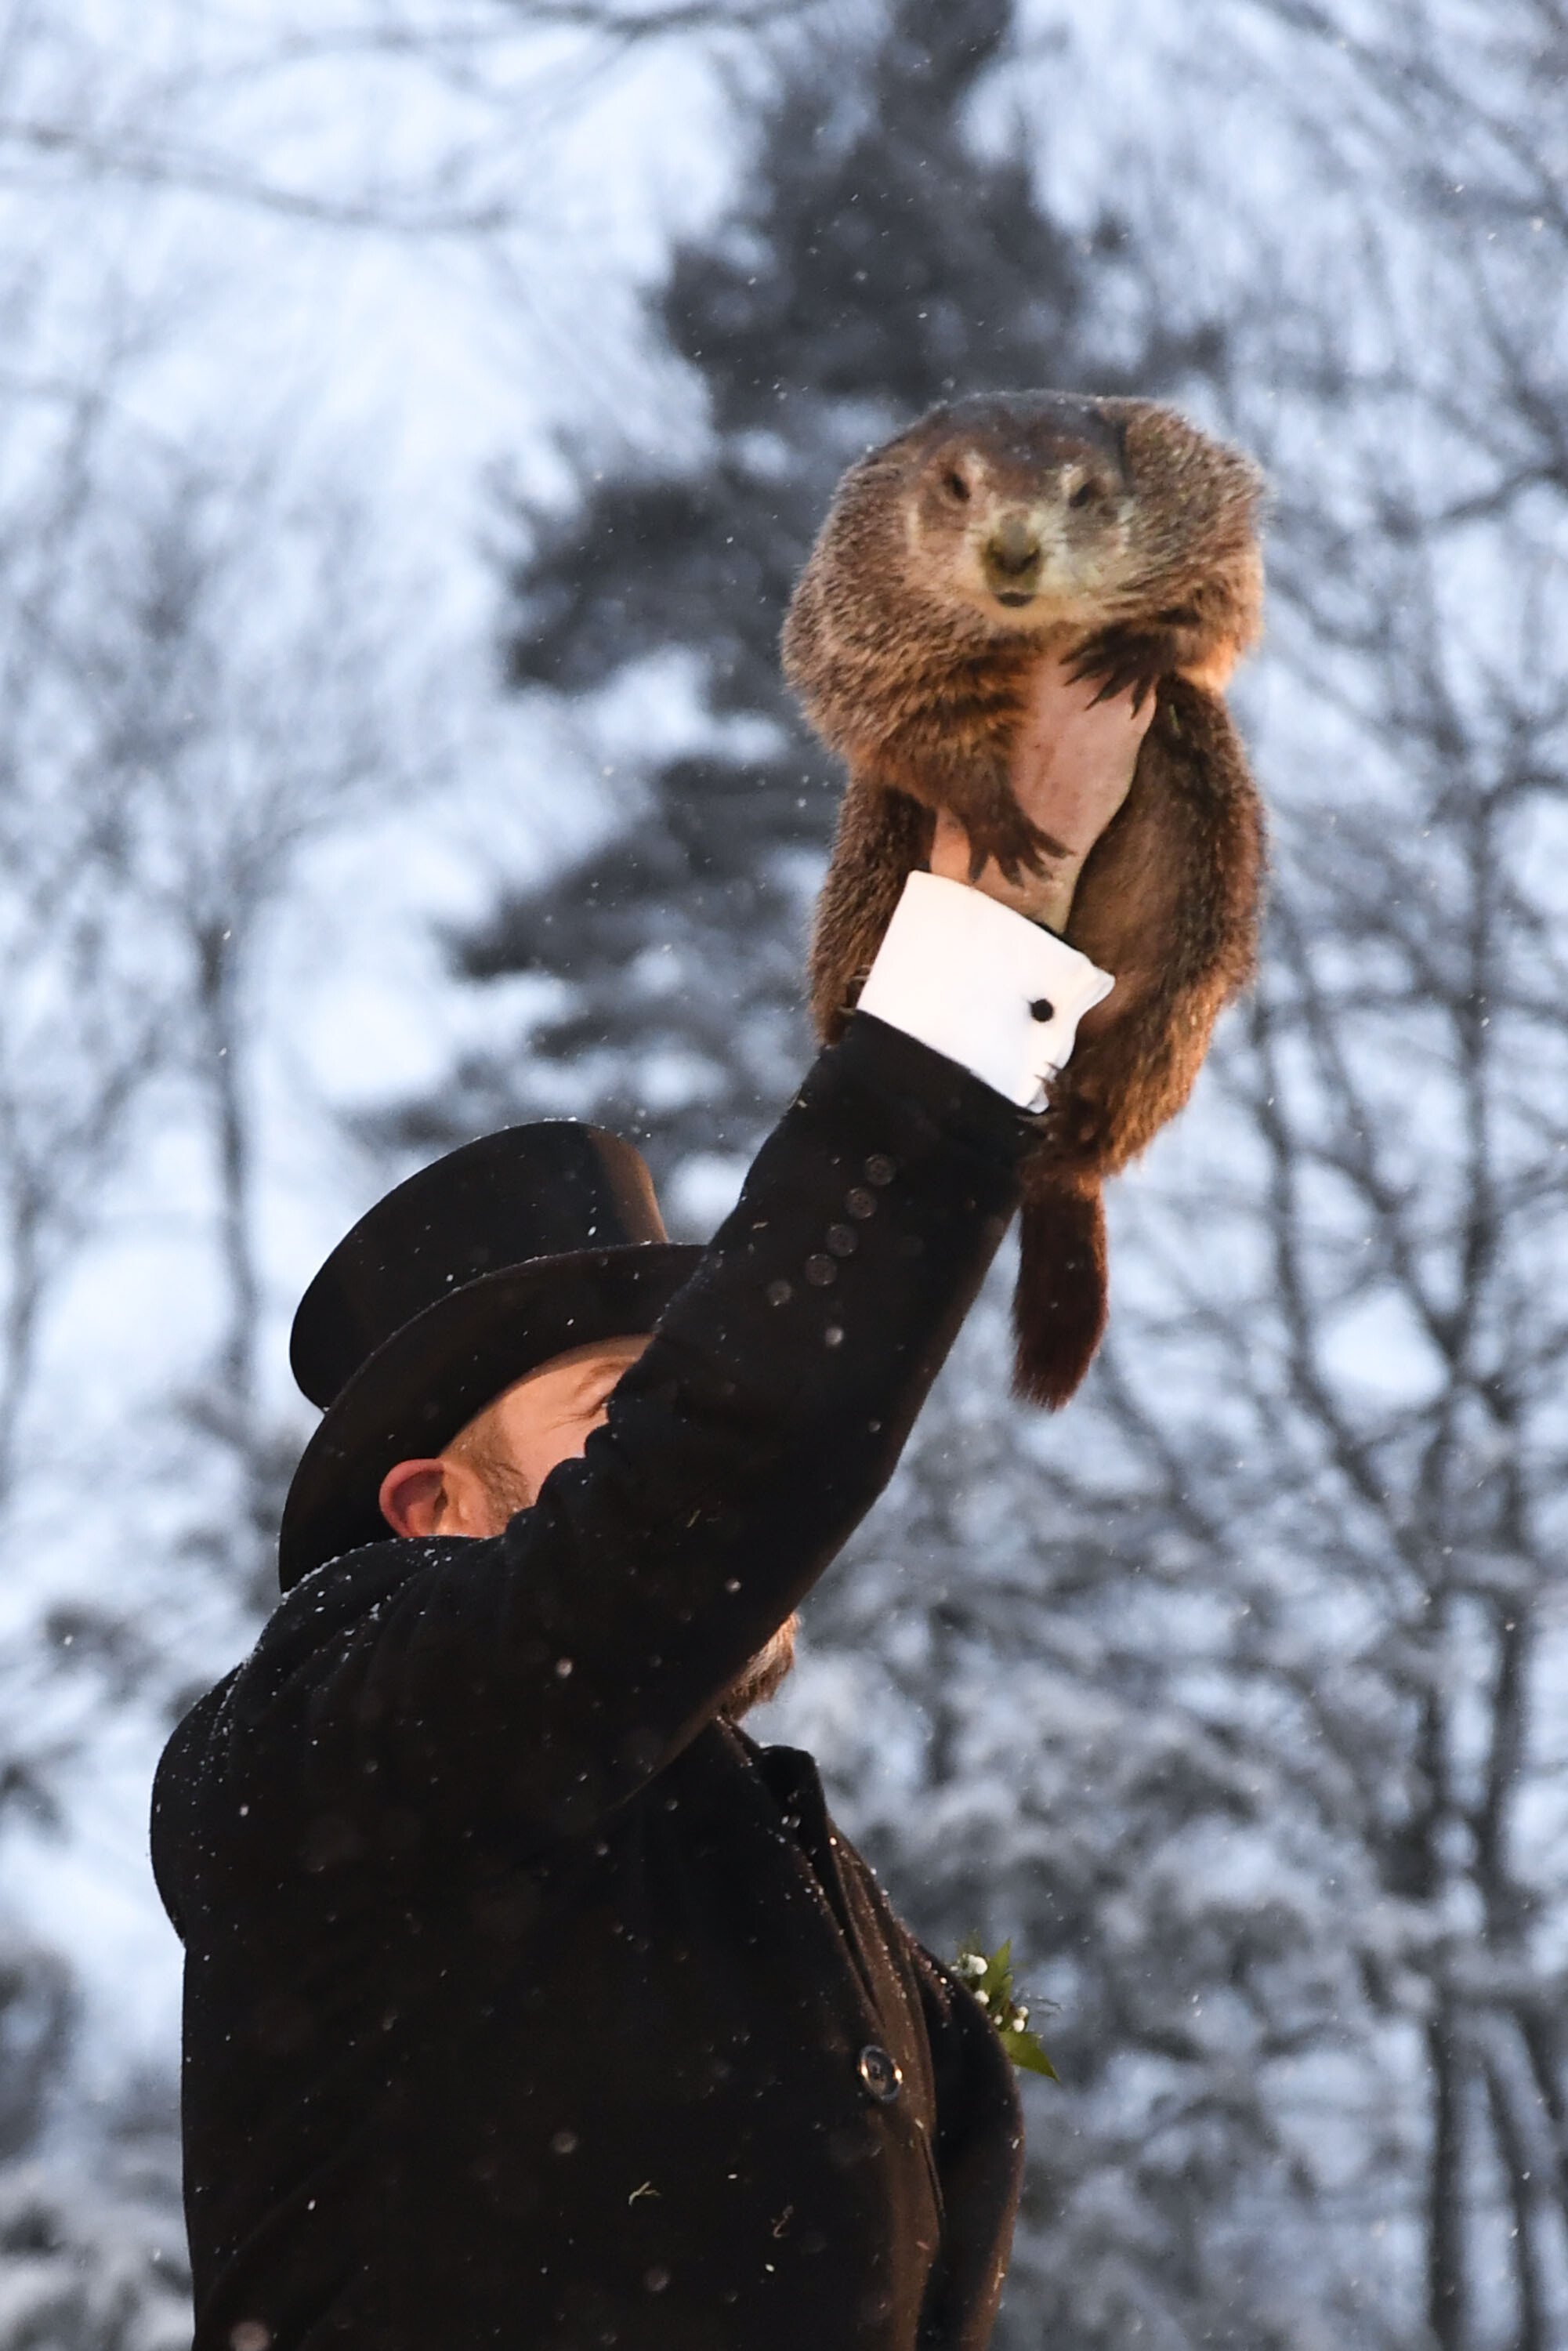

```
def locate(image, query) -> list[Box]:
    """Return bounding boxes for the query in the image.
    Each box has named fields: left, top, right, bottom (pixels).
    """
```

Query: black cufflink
left=1029, top=998, right=1056, bottom=1023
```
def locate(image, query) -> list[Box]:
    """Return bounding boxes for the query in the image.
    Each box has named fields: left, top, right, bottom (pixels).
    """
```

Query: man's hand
left=929, top=653, right=1155, bottom=932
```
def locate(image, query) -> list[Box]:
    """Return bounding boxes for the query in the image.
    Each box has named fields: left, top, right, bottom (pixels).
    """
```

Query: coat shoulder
left=148, top=1538, right=458, bottom=1934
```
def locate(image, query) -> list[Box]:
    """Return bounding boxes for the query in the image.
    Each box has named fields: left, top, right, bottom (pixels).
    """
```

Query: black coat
left=153, top=1019, right=1030, bottom=2351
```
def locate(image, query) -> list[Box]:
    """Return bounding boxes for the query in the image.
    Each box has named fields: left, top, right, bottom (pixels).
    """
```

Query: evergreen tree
left=386, top=0, right=1211, bottom=1206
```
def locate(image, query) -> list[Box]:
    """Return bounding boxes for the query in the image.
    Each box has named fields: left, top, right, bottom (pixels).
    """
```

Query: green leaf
left=1001, top=2026, right=1060, bottom=2081
left=953, top=1936, right=1059, bottom=2082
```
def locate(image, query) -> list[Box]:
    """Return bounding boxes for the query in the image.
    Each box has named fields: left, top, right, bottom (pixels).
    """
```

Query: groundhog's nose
left=983, top=516, right=1041, bottom=584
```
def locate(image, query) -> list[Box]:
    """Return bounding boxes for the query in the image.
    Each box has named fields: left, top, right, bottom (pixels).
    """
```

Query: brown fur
left=783, top=391, right=1266, bottom=1407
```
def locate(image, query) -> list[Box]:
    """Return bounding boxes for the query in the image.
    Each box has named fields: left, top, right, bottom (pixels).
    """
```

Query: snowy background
left=0, top=2, right=1564, bottom=2346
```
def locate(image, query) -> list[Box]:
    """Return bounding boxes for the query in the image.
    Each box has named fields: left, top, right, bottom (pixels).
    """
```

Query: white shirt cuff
left=855, top=870, right=1114, bottom=1110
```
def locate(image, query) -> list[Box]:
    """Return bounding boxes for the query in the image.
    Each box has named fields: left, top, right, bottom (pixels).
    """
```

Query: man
left=153, top=655, right=1151, bottom=2350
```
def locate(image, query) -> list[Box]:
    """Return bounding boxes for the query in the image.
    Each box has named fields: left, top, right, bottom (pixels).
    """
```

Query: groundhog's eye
left=1069, top=479, right=1098, bottom=509
left=943, top=470, right=971, bottom=503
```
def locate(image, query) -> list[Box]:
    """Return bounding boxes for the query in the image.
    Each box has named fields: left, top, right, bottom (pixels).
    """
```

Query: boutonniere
left=953, top=1938, right=1059, bottom=2079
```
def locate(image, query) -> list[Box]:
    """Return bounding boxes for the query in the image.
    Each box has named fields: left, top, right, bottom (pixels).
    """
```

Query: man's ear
left=378, top=1459, right=451, bottom=1538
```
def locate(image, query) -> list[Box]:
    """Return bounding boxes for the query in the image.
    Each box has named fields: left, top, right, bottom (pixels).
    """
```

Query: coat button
left=864, top=1154, right=896, bottom=1186
left=1029, top=998, right=1056, bottom=1022
left=858, top=2044, right=902, bottom=2103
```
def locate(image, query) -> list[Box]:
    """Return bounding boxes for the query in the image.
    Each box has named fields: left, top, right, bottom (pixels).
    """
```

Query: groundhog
left=783, top=390, right=1266, bottom=1408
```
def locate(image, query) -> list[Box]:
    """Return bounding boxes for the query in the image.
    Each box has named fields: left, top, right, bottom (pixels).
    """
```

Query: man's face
left=463, top=1334, right=653, bottom=1533
left=378, top=1334, right=651, bottom=1542
left=378, top=1330, right=796, bottom=1717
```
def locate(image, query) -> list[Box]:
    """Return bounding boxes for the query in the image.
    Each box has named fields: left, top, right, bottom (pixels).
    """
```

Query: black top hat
left=277, top=1123, right=702, bottom=1590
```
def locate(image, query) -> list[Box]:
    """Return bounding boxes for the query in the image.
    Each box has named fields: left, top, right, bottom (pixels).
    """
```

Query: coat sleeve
left=209, top=1016, right=1027, bottom=1849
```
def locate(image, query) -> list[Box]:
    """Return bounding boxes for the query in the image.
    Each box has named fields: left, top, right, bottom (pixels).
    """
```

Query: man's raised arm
left=194, top=659, right=1151, bottom=1851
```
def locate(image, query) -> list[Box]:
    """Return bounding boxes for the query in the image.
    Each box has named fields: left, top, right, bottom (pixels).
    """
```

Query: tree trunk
left=1427, top=2004, right=1467, bottom=2351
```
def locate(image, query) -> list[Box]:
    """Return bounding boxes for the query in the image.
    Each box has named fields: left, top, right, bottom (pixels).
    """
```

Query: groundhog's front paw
left=1067, top=617, right=1194, bottom=712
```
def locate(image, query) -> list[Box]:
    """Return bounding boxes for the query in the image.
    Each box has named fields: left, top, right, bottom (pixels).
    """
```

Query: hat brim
left=278, top=1240, right=704, bottom=1590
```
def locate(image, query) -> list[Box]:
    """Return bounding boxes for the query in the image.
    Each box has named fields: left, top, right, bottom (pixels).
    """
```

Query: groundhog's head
left=788, top=392, right=1263, bottom=655
left=892, top=393, right=1140, bottom=622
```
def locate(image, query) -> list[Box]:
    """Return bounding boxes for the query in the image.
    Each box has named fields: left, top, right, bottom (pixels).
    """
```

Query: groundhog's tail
left=1012, top=1172, right=1108, bottom=1409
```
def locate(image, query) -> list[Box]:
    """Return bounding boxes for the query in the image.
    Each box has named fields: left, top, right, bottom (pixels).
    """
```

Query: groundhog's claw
left=1067, top=625, right=1179, bottom=712
left=962, top=797, right=1069, bottom=886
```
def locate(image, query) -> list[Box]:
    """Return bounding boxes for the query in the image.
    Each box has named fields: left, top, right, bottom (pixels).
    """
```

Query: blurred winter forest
left=0, top=0, right=1562, bottom=2344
